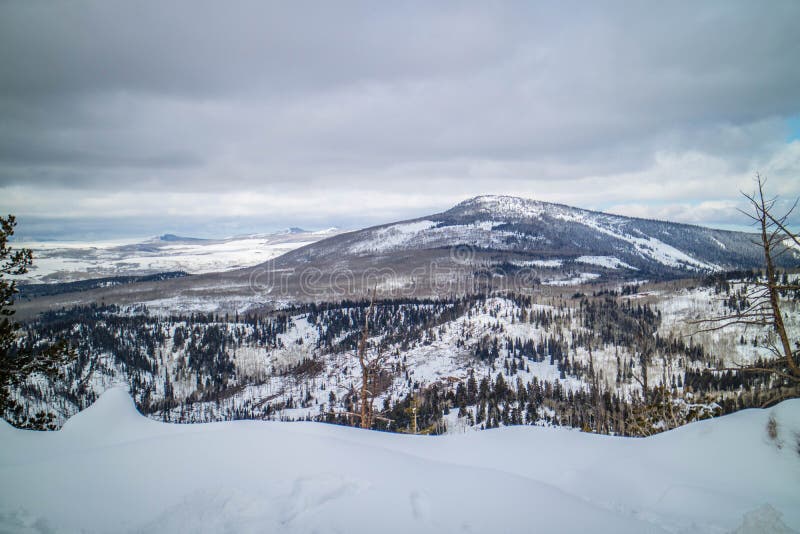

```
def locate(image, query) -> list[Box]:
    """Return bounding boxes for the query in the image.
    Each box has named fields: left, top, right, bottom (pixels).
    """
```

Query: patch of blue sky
left=787, top=115, right=800, bottom=142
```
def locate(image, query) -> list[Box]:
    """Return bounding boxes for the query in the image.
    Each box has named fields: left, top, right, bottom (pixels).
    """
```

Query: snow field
left=1, top=389, right=798, bottom=533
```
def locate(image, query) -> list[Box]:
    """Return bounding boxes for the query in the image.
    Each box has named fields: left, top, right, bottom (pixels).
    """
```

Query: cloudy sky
left=1, top=1, right=799, bottom=240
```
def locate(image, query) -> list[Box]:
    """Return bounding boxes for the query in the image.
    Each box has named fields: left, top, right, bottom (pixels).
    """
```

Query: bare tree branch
left=695, top=175, right=799, bottom=389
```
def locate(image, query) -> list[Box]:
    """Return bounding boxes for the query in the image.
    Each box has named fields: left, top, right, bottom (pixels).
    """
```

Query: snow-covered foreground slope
left=1, top=389, right=798, bottom=534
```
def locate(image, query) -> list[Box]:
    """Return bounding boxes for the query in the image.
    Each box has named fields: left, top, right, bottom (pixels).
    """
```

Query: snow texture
left=575, top=255, right=637, bottom=270
left=1, top=389, right=798, bottom=534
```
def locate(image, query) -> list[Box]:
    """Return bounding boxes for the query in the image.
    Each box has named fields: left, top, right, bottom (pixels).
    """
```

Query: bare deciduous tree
left=356, top=289, right=391, bottom=429
left=693, top=175, right=799, bottom=406
left=328, top=289, right=392, bottom=429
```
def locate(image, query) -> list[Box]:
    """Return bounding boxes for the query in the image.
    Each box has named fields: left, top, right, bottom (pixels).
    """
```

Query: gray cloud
left=1, top=1, right=799, bottom=237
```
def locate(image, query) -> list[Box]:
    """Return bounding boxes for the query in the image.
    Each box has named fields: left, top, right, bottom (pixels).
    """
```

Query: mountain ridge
left=448, top=194, right=740, bottom=231
left=266, top=194, right=771, bottom=278
left=12, top=195, right=795, bottom=316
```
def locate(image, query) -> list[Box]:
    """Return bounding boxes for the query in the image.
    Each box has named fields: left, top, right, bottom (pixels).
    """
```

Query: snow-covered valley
left=16, top=229, right=340, bottom=284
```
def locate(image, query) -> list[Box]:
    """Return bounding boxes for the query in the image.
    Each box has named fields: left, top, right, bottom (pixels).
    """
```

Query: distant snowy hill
left=17, top=228, right=342, bottom=284
left=1, top=388, right=798, bottom=533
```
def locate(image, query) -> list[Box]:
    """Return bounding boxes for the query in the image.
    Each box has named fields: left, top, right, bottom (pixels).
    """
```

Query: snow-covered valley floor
left=1, top=389, right=798, bottom=534
left=16, top=229, right=340, bottom=284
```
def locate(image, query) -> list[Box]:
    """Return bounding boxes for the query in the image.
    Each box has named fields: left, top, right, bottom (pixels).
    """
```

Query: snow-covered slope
left=1, top=389, right=798, bottom=533
left=274, top=195, right=774, bottom=279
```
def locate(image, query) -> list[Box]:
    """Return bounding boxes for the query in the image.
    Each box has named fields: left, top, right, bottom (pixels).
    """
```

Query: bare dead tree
left=319, top=289, right=393, bottom=429
left=628, top=322, right=655, bottom=405
left=692, top=174, right=800, bottom=406
left=356, top=288, right=390, bottom=429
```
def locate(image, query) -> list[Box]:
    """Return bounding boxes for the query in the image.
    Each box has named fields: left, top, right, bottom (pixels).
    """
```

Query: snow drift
left=1, top=388, right=798, bottom=533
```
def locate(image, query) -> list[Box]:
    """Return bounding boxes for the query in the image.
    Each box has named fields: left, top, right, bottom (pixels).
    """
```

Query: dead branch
left=691, top=174, right=800, bottom=391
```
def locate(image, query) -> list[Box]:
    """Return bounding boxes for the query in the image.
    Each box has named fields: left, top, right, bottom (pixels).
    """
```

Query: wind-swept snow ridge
left=59, top=386, right=168, bottom=444
left=1, top=390, right=798, bottom=533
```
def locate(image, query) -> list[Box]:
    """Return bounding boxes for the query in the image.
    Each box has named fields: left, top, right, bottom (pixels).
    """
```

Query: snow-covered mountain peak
left=445, top=195, right=613, bottom=226
left=273, top=195, right=771, bottom=280
left=449, top=195, right=553, bottom=220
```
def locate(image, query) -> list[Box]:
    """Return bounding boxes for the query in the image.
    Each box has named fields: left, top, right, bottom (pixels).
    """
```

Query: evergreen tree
left=0, top=215, right=72, bottom=421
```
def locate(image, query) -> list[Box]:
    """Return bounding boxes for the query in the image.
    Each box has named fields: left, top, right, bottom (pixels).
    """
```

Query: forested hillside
left=9, top=272, right=798, bottom=436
